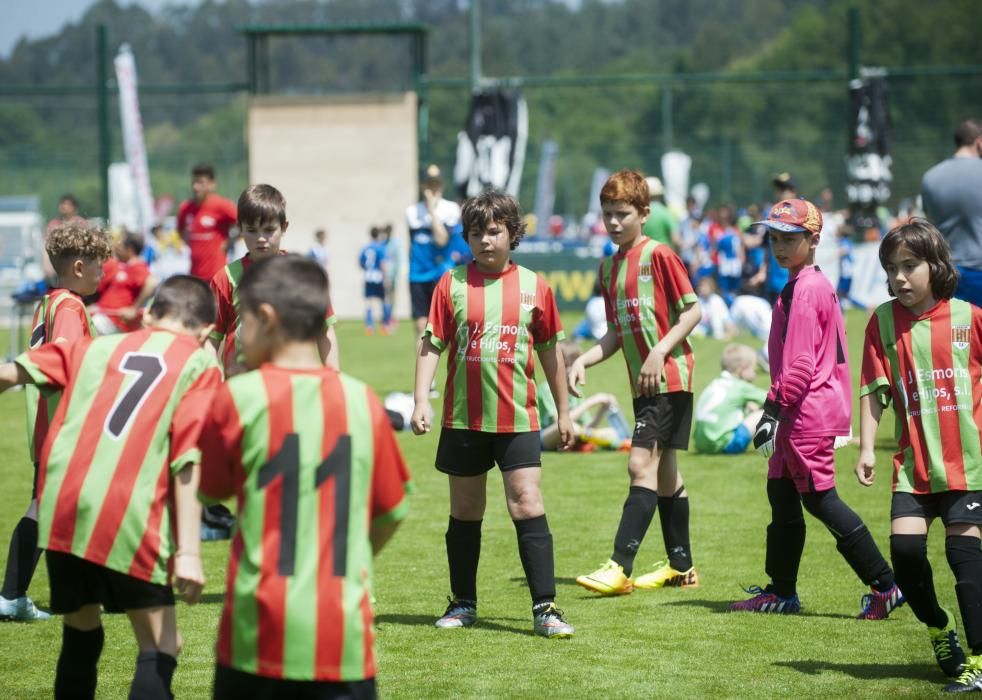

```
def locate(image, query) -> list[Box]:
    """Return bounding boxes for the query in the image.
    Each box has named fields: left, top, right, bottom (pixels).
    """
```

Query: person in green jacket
left=693, top=343, right=766, bottom=454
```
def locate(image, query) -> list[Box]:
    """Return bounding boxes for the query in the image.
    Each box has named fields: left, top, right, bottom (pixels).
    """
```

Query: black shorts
left=436, top=428, right=541, bottom=476
left=410, top=280, right=439, bottom=320
left=213, top=665, right=376, bottom=700
left=32, top=462, right=39, bottom=501
left=631, top=392, right=693, bottom=450
left=891, top=491, right=982, bottom=526
left=364, top=282, right=385, bottom=299
left=45, top=550, right=174, bottom=614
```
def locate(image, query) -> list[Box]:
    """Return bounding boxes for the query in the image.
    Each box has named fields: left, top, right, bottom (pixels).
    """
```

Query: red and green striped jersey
left=860, top=298, right=982, bottom=494
left=26, top=289, right=99, bottom=463
left=198, top=365, right=412, bottom=682
left=599, top=239, right=698, bottom=397
left=17, top=328, right=222, bottom=584
left=425, top=262, right=564, bottom=432
left=210, top=252, right=337, bottom=372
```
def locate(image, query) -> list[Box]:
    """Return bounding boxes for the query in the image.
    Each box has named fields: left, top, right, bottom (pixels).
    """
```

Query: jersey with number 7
left=198, top=366, right=412, bottom=682
left=16, top=328, right=222, bottom=584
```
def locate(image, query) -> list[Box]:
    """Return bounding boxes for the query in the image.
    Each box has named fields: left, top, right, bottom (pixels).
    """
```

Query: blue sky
left=0, top=0, right=187, bottom=57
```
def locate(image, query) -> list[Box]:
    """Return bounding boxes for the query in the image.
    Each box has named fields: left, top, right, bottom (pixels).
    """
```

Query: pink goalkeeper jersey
left=767, top=265, right=851, bottom=438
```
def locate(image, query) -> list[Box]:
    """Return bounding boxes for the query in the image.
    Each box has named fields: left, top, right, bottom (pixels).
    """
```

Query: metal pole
left=469, top=0, right=481, bottom=92
left=96, top=24, right=111, bottom=220
left=414, top=32, right=429, bottom=166
left=848, top=8, right=860, bottom=81
left=661, top=83, right=673, bottom=152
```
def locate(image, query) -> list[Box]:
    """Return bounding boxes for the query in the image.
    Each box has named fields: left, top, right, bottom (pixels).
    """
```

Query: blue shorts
left=365, top=282, right=385, bottom=299
left=955, top=266, right=982, bottom=308
left=721, top=424, right=751, bottom=454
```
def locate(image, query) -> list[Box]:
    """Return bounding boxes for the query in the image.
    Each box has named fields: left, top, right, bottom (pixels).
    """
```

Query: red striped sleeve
left=367, top=389, right=411, bottom=520
left=893, top=306, right=930, bottom=492
left=316, top=370, right=347, bottom=677
left=465, top=267, right=485, bottom=428
left=973, top=307, right=982, bottom=466
left=623, top=248, right=650, bottom=372
left=45, top=339, right=132, bottom=552
left=495, top=269, right=520, bottom=431
left=256, top=370, right=290, bottom=677
left=931, top=310, right=967, bottom=490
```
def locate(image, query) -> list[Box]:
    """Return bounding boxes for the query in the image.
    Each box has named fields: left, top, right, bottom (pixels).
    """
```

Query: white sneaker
left=0, top=595, right=51, bottom=621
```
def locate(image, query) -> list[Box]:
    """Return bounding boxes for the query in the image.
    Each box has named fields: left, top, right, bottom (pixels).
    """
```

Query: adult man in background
left=43, top=195, right=88, bottom=282
left=177, top=163, right=237, bottom=281
left=921, top=118, right=982, bottom=306
left=406, top=164, right=466, bottom=336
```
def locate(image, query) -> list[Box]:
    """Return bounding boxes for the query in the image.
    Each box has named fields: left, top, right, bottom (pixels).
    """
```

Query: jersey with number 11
left=17, top=328, right=222, bottom=584
left=199, top=365, right=412, bottom=682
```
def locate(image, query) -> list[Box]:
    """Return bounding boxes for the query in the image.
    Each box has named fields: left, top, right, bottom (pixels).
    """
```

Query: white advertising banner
left=114, top=44, right=155, bottom=234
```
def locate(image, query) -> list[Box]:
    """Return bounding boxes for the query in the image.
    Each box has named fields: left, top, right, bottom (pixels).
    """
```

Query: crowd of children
left=1, top=165, right=981, bottom=698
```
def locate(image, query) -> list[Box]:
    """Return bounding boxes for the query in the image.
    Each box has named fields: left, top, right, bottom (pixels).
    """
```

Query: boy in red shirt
left=0, top=275, right=221, bottom=698
left=857, top=219, right=982, bottom=691
left=209, top=184, right=338, bottom=375
left=0, top=224, right=110, bottom=623
left=730, top=198, right=902, bottom=618
left=570, top=170, right=703, bottom=595
left=200, top=255, right=411, bottom=698
left=177, top=162, right=237, bottom=281
left=411, top=190, right=576, bottom=638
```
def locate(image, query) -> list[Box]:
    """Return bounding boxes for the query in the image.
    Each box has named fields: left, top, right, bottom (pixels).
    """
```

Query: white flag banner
left=661, top=150, right=691, bottom=215
left=114, top=44, right=155, bottom=234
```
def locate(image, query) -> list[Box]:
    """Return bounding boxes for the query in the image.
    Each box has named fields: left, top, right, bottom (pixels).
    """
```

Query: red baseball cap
left=754, top=198, right=823, bottom=235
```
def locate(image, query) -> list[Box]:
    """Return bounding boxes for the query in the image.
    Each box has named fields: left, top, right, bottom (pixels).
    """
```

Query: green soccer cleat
left=575, top=560, right=633, bottom=596
left=532, top=604, right=574, bottom=639
left=0, top=595, right=51, bottom=622
left=944, top=655, right=982, bottom=693
left=930, top=609, right=967, bottom=678
left=435, top=598, right=477, bottom=629
left=632, top=560, right=700, bottom=589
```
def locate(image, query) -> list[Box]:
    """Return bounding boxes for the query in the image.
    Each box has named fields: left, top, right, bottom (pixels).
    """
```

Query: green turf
left=0, top=311, right=962, bottom=698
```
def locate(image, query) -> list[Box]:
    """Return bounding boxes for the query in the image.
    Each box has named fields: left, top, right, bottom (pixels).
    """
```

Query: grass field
left=0, top=310, right=962, bottom=698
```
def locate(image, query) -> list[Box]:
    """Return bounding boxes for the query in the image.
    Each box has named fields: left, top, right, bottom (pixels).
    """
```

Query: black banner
left=454, top=89, right=528, bottom=199
left=846, top=73, right=892, bottom=236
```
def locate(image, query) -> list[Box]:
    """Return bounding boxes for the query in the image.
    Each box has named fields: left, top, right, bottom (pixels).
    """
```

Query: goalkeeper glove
left=753, top=399, right=780, bottom=458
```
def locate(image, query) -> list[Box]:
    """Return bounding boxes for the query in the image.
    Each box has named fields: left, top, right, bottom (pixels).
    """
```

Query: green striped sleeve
left=372, top=496, right=410, bottom=527
left=533, top=328, right=565, bottom=351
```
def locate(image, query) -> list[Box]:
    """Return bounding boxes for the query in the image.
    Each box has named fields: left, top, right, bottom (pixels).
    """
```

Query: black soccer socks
left=129, top=651, right=177, bottom=700
left=891, top=533, right=947, bottom=628
left=445, top=517, right=482, bottom=604
left=658, top=486, right=693, bottom=571
left=765, top=478, right=806, bottom=598
left=1, top=516, right=41, bottom=599
left=55, top=624, right=104, bottom=700
left=514, top=515, right=556, bottom=607
left=611, top=486, right=658, bottom=577
left=947, top=535, right=982, bottom=654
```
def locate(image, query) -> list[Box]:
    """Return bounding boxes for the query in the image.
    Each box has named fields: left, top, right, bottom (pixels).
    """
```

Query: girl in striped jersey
left=411, top=191, right=576, bottom=638
left=857, top=219, right=982, bottom=692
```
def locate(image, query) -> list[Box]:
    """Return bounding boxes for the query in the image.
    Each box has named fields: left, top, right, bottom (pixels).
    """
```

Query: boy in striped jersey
left=0, top=274, right=221, bottom=699
left=857, top=219, right=982, bottom=692
left=570, top=170, right=703, bottom=595
left=209, top=184, right=339, bottom=375
left=411, top=190, right=576, bottom=638
left=200, top=255, right=411, bottom=698
left=1, top=223, right=110, bottom=623
left=730, top=198, right=902, bottom=618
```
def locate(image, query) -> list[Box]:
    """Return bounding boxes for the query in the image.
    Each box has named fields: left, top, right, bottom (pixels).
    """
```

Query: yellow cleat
left=632, top=560, right=700, bottom=589
left=575, top=560, right=633, bottom=596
